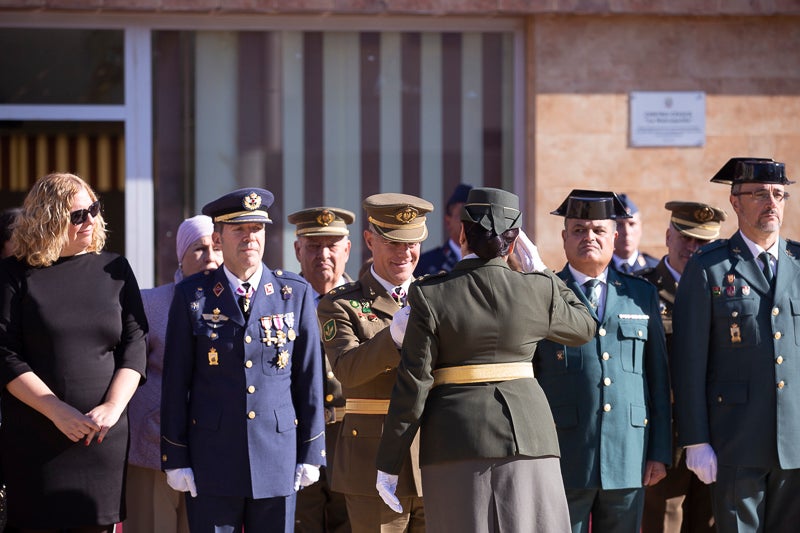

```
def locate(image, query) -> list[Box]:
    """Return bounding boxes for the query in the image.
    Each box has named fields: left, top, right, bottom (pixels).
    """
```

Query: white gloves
left=165, top=467, right=198, bottom=497
left=294, top=463, right=321, bottom=491
left=389, top=306, right=411, bottom=348
left=685, top=443, right=717, bottom=484
left=376, top=470, right=403, bottom=513
left=513, top=229, right=547, bottom=273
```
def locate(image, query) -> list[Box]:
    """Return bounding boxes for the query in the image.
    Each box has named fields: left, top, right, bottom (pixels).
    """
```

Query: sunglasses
left=70, top=200, right=101, bottom=225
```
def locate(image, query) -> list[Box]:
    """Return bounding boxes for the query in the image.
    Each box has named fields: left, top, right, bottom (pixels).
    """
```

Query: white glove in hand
left=685, top=443, right=717, bottom=484
left=390, top=306, right=411, bottom=348
left=166, top=467, right=198, bottom=497
left=376, top=470, right=403, bottom=513
left=513, top=229, right=547, bottom=273
left=294, top=463, right=321, bottom=491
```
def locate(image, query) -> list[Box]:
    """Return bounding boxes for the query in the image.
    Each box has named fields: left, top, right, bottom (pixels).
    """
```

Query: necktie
left=238, top=282, right=252, bottom=318
left=583, top=279, right=601, bottom=312
left=620, top=262, right=631, bottom=274
left=391, top=286, right=407, bottom=307
left=759, top=252, right=774, bottom=285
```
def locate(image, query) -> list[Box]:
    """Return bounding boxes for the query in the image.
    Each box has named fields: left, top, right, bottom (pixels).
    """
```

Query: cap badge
left=317, top=210, right=335, bottom=227
left=695, top=207, right=714, bottom=223
left=395, top=207, right=418, bottom=224
left=242, top=192, right=262, bottom=211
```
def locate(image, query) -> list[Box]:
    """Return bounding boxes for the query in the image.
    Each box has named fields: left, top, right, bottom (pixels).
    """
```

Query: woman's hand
left=85, top=401, right=125, bottom=444
left=50, top=401, right=101, bottom=443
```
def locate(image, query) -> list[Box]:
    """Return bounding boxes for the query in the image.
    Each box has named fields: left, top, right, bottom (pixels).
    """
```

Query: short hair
left=12, top=173, right=107, bottom=267
left=463, top=221, right=519, bottom=260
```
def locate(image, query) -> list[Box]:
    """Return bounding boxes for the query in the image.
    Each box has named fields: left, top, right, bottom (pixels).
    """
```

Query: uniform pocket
left=630, top=403, right=648, bottom=428
left=712, top=297, right=760, bottom=348
left=618, top=319, right=648, bottom=374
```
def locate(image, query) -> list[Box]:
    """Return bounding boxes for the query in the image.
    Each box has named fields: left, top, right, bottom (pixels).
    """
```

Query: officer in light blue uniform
left=534, top=190, right=672, bottom=533
left=672, top=158, right=800, bottom=532
left=161, top=188, right=326, bottom=533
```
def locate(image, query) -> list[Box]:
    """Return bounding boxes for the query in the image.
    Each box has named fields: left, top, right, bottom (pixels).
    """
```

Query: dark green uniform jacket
left=376, top=257, right=596, bottom=474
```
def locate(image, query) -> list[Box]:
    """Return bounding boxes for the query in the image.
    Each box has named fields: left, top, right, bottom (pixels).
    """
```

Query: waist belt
left=325, top=406, right=346, bottom=424
left=433, top=362, right=534, bottom=387
left=344, top=399, right=391, bottom=415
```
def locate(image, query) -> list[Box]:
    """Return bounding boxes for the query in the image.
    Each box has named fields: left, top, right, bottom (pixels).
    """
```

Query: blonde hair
left=12, top=173, right=107, bottom=267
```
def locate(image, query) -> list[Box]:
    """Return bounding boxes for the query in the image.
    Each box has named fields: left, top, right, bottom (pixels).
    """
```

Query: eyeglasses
left=70, top=200, right=101, bottom=225
left=732, top=189, right=790, bottom=202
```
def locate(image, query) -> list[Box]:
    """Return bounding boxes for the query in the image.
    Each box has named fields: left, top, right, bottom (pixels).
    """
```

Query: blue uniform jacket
left=534, top=267, right=672, bottom=490
left=672, top=233, right=800, bottom=469
left=160, top=265, right=326, bottom=499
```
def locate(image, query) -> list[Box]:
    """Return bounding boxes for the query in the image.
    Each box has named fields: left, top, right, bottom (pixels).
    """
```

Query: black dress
left=0, top=251, right=147, bottom=528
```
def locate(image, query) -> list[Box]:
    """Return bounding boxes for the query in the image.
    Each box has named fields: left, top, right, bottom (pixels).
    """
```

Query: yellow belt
left=433, top=362, right=534, bottom=387
left=344, top=399, right=391, bottom=415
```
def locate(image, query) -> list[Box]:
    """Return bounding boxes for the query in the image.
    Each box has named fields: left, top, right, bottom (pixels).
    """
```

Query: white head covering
left=175, top=215, right=215, bottom=283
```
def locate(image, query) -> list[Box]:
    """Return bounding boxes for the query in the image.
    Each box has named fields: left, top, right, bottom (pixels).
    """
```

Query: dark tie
left=759, top=252, right=774, bottom=285
left=391, top=286, right=407, bottom=307
left=238, top=282, right=252, bottom=319
left=620, top=262, right=631, bottom=274
left=583, top=279, right=601, bottom=312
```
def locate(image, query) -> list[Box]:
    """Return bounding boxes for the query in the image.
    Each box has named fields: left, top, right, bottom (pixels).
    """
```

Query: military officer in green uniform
left=672, top=158, right=800, bottom=532
left=317, top=193, right=432, bottom=533
left=288, top=206, right=356, bottom=533
left=639, top=201, right=726, bottom=533
left=535, top=189, right=672, bottom=533
left=374, top=187, right=596, bottom=532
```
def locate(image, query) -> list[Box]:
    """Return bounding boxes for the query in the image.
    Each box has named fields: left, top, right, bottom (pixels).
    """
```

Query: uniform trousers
left=295, top=422, right=350, bottom=533
left=713, top=464, right=800, bottom=533
left=421, top=456, right=570, bottom=533
left=124, top=464, right=189, bottom=533
left=565, top=486, right=644, bottom=533
left=185, top=492, right=296, bottom=533
left=344, top=494, right=424, bottom=533
left=642, top=454, right=714, bottom=533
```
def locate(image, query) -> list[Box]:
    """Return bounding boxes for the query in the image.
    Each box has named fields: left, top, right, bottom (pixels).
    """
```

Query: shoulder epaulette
left=327, top=280, right=361, bottom=296
left=695, top=238, right=728, bottom=255
left=414, top=270, right=447, bottom=283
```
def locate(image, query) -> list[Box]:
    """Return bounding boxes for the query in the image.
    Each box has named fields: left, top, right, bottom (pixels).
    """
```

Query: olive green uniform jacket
left=375, top=257, right=596, bottom=473
left=317, top=270, right=422, bottom=497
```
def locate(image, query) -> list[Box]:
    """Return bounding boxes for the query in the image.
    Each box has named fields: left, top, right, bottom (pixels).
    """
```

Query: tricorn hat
left=461, top=187, right=522, bottom=234
left=550, top=190, right=633, bottom=220
left=665, top=201, right=727, bottom=240
left=710, top=157, right=793, bottom=186
left=202, top=187, right=274, bottom=224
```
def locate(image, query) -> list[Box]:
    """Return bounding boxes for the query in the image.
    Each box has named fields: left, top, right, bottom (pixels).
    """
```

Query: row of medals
left=206, top=311, right=297, bottom=369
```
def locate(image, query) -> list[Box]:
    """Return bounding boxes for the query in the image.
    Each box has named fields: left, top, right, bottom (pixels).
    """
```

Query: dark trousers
left=712, top=464, right=800, bottom=533
left=186, top=492, right=296, bottom=533
left=565, top=486, right=644, bottom=533
left=642, top=453, right=714, bottom=532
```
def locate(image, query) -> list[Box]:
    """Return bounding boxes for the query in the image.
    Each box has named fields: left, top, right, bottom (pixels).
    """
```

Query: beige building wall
left=528, top=14, right=800, bottom=269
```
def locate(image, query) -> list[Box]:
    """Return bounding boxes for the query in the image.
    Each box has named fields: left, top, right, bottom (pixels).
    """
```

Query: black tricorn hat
left=461, top=187, right=522, bottom=234
left=550, top=189, right=633, bottom=220
left=710, top=157, right=794, bottom=186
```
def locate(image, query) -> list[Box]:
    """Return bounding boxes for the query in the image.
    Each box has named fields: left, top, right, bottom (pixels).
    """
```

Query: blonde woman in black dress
left=0, top=172, right=147, bottom=533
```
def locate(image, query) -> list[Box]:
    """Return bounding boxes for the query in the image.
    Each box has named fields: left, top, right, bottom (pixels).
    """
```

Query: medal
left=726, top=274, right=735, bottom=284
left=742, top=285, right=750, bottom=296
left=730, top=323, right=742, bottom=343
left=281, top=285, right=293, bottom=300
left=726, top=286, right=736, bottom=297
left=285, top=313, right=296, bottom=341
left=287, top=329, right=297, bottom=341
left=272, top=314, right=284, bottom=331
left=275, top=330, right=287, bottom=347
left=276, top=350, right=290, bottom=369
left=712, top=286, right=721, bottom=296
left=190, top=301, right=199, bottom=311
left=208, top=347, right=219, bottom=365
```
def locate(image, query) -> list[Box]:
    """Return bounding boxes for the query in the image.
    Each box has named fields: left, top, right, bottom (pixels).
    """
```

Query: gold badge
left=726, top=274, right=735, bottom=284
left=395, top=207, right=418, bottom=224
left=208, top=347, right=219, bottom=365
left=276, top=351, right=290, bottom=369
left=242, top=192, right=262, bottom=211
left=730, top=323, right=741, bottom=343
left=695, top=207, right=714, bottom=223
left=317, top=210, right=335, bottom=227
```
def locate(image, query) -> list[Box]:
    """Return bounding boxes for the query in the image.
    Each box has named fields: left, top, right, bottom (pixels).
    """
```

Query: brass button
left=598, top=328, right=607, bottom=337
left=210, top=332, right=218, bottom=340
left=351, top=429, right=358, bottom=437
left=248, top=411, right=256, bottom=419
left=717, top=395, right=723, bottom=403
left=325, top=394, right=334, bottom=402
left=777, top=356, right=784, bottom=365
left=245, top=360, right=253, bottom=368
left=731, top=311, right=739, bottom=318
left=772, top=307, right=780, bottom=316
left=644, top=418, right=649, bottom=426
left=162, top=454, right=168, bottom=462
left=191, top=418, right=197, bottom=425
left=602, top=352, right=610, bottom=361
left=327, top=371, right=335, bottom=379
left=294, top=419, right=298, bottom=425
left=775, top=332, right=782, bottom=340
left=245, top=335, right=252, bottom=343
left=603, top=377, right=611, bottom=386
left=603, top=403, right=611, bottom=412
left=321, top=450, right=327, bottom=457
left=384, top=366, right=392, bottom=373
left=777, top=381, right=785, bottom=389
left=247, top=385, right=256, bottom=393
left=637, top=330, right=643, bottom=337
